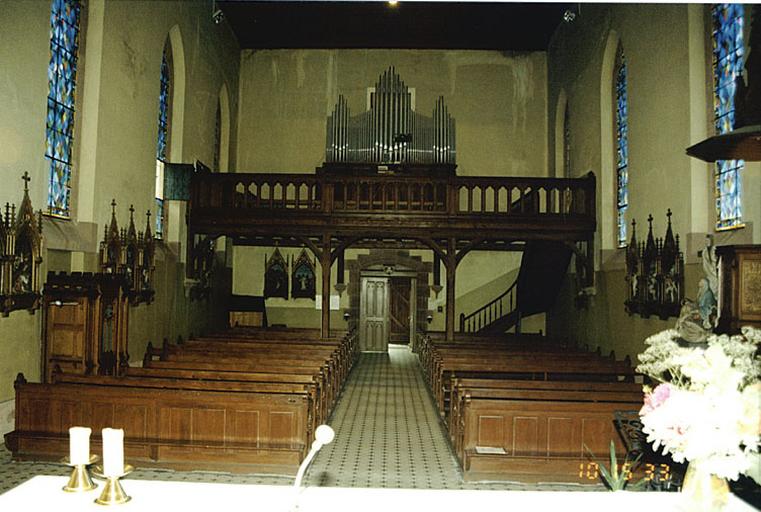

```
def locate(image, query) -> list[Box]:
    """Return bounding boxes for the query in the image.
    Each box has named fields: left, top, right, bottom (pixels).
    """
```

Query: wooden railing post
left=320, top=233, right=332, bottom=338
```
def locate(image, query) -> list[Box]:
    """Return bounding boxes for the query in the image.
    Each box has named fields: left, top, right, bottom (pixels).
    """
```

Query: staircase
left=459, top=241, right=573, bottom=335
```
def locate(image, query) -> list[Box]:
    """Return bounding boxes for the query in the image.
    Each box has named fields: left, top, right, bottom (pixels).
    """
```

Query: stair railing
left=459, top=279, right=518, bottom=333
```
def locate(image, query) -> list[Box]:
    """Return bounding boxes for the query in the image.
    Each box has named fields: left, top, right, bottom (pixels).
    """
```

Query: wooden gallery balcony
left=188, top=165, right=597, bottom=247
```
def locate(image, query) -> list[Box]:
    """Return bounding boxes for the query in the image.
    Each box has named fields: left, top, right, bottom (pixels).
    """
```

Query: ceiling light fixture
left=388, top=1, right=399, bottom=7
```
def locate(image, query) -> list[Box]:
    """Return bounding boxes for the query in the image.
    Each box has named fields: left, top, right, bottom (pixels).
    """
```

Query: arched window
left=155, top=42, right=172, bottom=239
left=711, top=4, right=744, bottom=230
left=614, top=46, right=629, bottom=248
left=45, top=0, right=81, bottom=218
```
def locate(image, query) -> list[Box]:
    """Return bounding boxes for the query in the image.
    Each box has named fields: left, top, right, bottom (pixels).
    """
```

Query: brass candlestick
left=92, top=464, right=134, bottom=505
left=62, top=455, right=99, bottom=492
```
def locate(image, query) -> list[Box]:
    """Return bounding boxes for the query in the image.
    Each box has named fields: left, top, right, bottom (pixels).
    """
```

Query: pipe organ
left=326, top=67, right=456, bottom=165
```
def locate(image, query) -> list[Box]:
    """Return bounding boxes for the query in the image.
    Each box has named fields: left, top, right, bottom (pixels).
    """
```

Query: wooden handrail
left=190, top=172, right=596, bottom=219
left=459, top=279, right=518, bottom=334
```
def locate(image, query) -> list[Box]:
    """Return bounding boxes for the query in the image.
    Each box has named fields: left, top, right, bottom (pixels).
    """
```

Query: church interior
left=1, top=0, right=760, bottom=508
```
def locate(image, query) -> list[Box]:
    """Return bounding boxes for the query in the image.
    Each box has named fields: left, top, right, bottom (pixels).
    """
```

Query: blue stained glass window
left=155, top=46, right=171, bottom=238
left=45, top=0, right=80, bottom=218
left=712, top=4, right=744, bottom=230
left=615, top=48, right=629, bottom=248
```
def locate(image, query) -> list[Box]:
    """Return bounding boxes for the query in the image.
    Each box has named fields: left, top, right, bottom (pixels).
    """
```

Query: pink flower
left=640, top=383, right=672, bottom=415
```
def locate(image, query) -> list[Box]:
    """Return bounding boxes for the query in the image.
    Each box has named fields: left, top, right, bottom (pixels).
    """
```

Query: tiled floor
left=0, top=345, right=601, bottom=494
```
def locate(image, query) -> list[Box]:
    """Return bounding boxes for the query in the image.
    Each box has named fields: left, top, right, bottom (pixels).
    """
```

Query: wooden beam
left=296, top=235, right=323, bottom=261
left=445, top=237, right=457, bottom=341
left=455, top=237, right=485, bottom=265
left=320, top=234, right=332, bottom=338
left=330, top=236, right=361, bottom=264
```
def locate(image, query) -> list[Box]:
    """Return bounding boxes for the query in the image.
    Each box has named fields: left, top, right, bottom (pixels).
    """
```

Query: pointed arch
left=167, top=25, right=185, bottom=162
left=554, top=89, right=568, bottom=178
left=154, top=25, right=186, bottom=240
left=600, top=30, right=621, bottom=252
left=218, top=82, right=231, bottom=173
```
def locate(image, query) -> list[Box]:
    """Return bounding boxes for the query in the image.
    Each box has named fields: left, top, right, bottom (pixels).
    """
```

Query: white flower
left=637, top=327, right=761, bottom=480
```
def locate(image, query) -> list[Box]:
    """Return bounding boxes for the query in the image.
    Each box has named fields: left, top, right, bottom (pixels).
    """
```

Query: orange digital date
left=578, top=462, right=670, bottom=481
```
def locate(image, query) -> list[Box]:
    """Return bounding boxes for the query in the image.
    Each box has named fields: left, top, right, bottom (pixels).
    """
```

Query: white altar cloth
left=0, top=476, right=757, bottom=512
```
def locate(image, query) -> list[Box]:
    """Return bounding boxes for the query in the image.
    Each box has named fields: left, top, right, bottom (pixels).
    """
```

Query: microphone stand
left=291, top=425, right=335, bottom=512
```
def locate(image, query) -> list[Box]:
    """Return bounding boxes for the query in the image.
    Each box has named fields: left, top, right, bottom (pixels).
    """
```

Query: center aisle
left=307, top=345, right=458, bottom=488
left=306, top=345, right=597, bottom=491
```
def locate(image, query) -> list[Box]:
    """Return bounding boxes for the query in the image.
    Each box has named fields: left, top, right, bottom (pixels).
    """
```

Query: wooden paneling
left=513, top=417, right=540, bottom=456
left=7, top=383, right=309, bottom=473
left=231, top=410, right=260, bottom=443
left=476, top=415, right=503, bottom=449
left=717, top=245, right=761, bottom=333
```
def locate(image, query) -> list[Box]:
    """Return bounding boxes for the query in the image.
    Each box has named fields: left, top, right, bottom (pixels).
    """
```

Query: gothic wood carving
left=98, top=200, right=155, bottom=305
left=1, top=172, right=43, bottom=316
left=624, top=210, right=684, bottom=320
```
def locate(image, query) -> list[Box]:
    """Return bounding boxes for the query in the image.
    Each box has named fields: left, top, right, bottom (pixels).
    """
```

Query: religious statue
left=698, top=235, right=719, bottom=329
left=675, top=299, right=709, bottom=344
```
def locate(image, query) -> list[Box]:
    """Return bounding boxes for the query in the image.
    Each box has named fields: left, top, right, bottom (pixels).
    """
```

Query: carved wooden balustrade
left=188, top=171, right=596, bottom=244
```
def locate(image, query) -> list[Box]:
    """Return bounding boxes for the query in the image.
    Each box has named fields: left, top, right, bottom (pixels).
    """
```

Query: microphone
left=291, top=424, right=335, bottom=511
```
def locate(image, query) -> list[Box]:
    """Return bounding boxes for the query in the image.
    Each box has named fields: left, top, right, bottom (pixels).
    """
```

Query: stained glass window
left=45, top=0, right=81, bottom=218
left=712, top=4, right=744, bottom=230
left=615, top=48, right=629, bottom=248
left=155, top=45, right=171, bottom=238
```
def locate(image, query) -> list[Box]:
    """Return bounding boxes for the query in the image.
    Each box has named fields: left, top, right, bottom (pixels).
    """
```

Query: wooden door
left=359, top=277, right=388, bottom=352
left=389, top=277, right=411, bottom=344
left=44, top=298, right=89, bottom=382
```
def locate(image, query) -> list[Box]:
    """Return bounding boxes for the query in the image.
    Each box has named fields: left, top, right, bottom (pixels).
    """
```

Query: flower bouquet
left=636, top=326, right=761, bottom=482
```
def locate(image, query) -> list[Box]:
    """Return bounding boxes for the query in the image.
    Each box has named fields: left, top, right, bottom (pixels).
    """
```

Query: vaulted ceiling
left=217, top=1, right=570, bottom=51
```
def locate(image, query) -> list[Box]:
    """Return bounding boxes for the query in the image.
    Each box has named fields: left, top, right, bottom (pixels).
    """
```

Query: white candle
left=68, top=426, right=91, bottom=465
left=102, top=428, right=124, bottom=477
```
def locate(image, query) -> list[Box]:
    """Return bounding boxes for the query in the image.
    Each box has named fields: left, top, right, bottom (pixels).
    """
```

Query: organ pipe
left=324, top=67, right=455, bottom=164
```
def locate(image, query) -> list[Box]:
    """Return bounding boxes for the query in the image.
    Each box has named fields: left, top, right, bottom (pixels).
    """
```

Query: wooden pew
left=125, top=365, right=329, bottom=427
left=449, top=380, right=643, bottom=461
left=457, top=388, right=643, bottom=482
left=51, top=370, right=321, bottom=441
left=431, top=353, right=633, bottom=415
left=151, top=345, right=341, bottom=406
left=5, top=373, right=310, bottom=474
